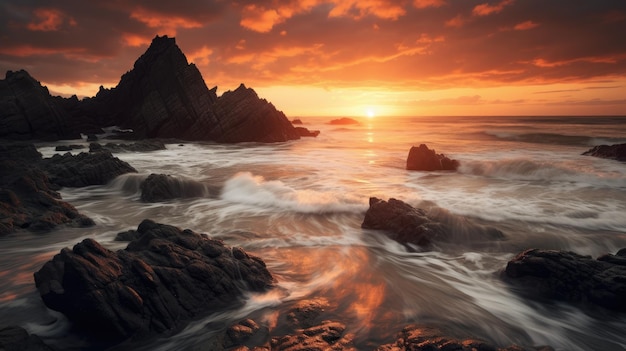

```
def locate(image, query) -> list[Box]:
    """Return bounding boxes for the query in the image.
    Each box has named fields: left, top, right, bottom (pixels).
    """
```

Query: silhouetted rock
left=504, top=248, right=626, bottom=312
left=41, top=150, right=137, bottom=187
left=406, top=144, right=459, bottom=171
left=140, top=173, right=212, bottom=202
left=0, top=144, right=94, bottom=235
left=55, top=144, right=84, bottom=152
left=34, top=219, right=274, bottom=343
left=212, top=84, right=300, bottom=142
left=329, top=117, right=359, bottom=125
left=376, top=325, right=554, bottom=351
left=0, top=326, right=54, bottom=351
left=86, top=134, right=98, bottom=142
left=295, top=127, right=320, bottom=138
left=291, top=119, right=303, bottom=125
left=0, top=70, right=80, bottom=141
left=362, top=197, right=503, bottom=248
left=582, top=143, right=626, bottom=161
left=89, top=140, right=166, bottom=153
left=271, top=320, right=355, bottom=351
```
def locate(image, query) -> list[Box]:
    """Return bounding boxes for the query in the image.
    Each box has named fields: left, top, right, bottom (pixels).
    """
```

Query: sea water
left=1, top=116, right=626, bottom=350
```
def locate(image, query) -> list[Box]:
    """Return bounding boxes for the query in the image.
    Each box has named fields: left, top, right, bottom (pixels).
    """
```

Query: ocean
left=1, top=115, right=626, bottom=350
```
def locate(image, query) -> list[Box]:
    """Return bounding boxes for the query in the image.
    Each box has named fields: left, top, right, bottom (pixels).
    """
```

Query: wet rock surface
left=504, top=248, right=626, bottom=312
left=406, top=144, right=459, bottom=171
left=140, top=173, right=213, bottom=202
left=40, top=150, right=137, bottom=187
left=582, top=143, right=626, bottom=161
left=362, top=197, right=503, bottom=248
left=33, top=219, right=274, bottom=343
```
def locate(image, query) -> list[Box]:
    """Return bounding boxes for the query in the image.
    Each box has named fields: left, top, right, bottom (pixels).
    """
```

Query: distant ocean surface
left=2, top=116, right=626, bottom=350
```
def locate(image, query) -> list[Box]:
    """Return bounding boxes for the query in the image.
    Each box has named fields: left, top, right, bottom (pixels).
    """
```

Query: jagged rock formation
left=504, top=248, right=626, bottom=312
left=34, top=219, right=274, bottom=343
left=582, top=143, right=626, bottom=161
left=406, top=144, right=459, bottom=171
left=0, top=70, right=80, bottom=140
left=0, top=35, right=308, bottom=143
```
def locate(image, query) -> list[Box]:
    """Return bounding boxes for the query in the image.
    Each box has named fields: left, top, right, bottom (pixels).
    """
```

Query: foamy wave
left=459, top=158, right=626, bottom=187
left=220, top=172, right=367, bottom=213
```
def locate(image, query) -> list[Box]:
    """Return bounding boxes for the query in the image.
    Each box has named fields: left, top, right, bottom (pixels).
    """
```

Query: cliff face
left=0, top=35, right=302, bottom=143
left=0, top=70, right=80, bottom=140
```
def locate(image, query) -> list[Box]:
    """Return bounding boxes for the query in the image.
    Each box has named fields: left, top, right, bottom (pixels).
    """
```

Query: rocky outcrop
left=140, top=173, right=213, bottom=202
left=88, top=140, right=166, bottom=153
left=0, top=326, right=54, bottom=351
left=328, top=118, right=359, bottom=125
left=0, top=70, right=80, bottom=141
left=41, top=150, right=137, bottom=187
left=291, top=119, right=303, bottom=125
left=504, top=248, right=626, bottom=312
left=33, top=219, right=274, bottom=343
left=406, top=144, right=459, bottom=171
left=295, top=127, right=320, bottom=138
left=376, top=325, right=554, bottom=351
left=362, top=197, right=503, bottom=248
left=211, top=84, right=300, bottom=143
left=0, top=143, right=94, bottom=235
left=582, top=143, right=626, bottom=161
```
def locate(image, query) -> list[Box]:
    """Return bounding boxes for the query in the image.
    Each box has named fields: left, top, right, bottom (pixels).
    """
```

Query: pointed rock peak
left=148, top=35, right=177, bottom=51
left=236, top=83, right=248, bottom=91
left=6, top=69, right=35, bottom=81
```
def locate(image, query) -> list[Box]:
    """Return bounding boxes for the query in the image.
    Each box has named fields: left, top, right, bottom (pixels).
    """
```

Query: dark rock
left=362, top=197, right=504, bottom=248
left=376, top=325, right=554, bottom=351
left=294, top=127, right=320, bottom=138
left=0, top=150, right=94, bottom=235
left=224, top=319, right=270, bottom=349
left=54, top=144, right=83, bottom=152
left=582, top=143, right=626, bottom=161
left=0, top=325, right=55, bottom=351
left=291, top=119, right=303, bottom=125
left=33, top=219, right=274, bottom=343
left=271, top=320, right=355, bottom=351
left=89, top=140, right=166, bottom=153
left=115, top=229, right=140, bottom=242
left=140, top=173, right=211, bottom=202
left=286, top=298, right=330, bottom=329
left=211, top=84, right=300, bottom=143
left=41, top=150, right=137, bottom=187
left=406, top=144, right=459, bottom=171
left=328, top=118, right=359, bottom=125
left=86, top=134, right=98, bottom=141
left=0, top=70, right=80, bottom=141
left=504, top=248, right=626, bottom=311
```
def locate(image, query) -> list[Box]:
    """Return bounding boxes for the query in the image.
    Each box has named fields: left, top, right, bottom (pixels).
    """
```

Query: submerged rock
left=376, top=325, right=554, bottom=351
left=362, top=197, right=503, bottom=249
left=271, top=320, right=355, bottom=351
left=582, top=143, right=626, bottom=161
left=41, top=150, right=137, bottom=187
left=406, top=144, right=459, bottom=171
left=0, top=326, right=54, bottom=351
left=33, top=219, right=274, bottom=343
left=140, top=173, right=212, bottom=202
left=504, top=248, right=626, bottom=312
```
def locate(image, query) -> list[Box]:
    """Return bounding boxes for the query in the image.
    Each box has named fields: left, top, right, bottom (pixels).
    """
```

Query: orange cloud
left=122, top=33, right=152, bottom=47
left=328, top=0, right=406, bottom=20
left=187, top=46, right=214, bottom=66
left=27, top=8, right=75, bottom=32
left=240, top=4, right=283, bottom=32
left=445, top=14, right=465, bottom=27
left=413, top=0, right=446, bottom=9
left=0, top=45, right=83, bottom=57
left=472, top=0, right=514, bottom=16
left=130, top=6, right=202, bottom=34
left=514, top=20, right=539, bottom=30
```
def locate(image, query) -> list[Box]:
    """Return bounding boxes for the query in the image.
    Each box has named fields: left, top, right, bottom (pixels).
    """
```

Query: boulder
left=0, top=326, right=54, bottom=351
left=0, top=70, right=80, bottom=140
left=376, top=325, right=554, bottom=351
left=41, top=150, right=137, bottom=187
left=406, top=144, right=459, bottom=171
left=582, top=143, right=626, bottom=161
left=328, top=118, right=359, bottom=125
left=271, top=320, right=355, bottom=351
left=361, top=197, right=503, bottom=248
left=294, top=127, right=320, bottom=138
left=0, top=144, right=94, bottom=235
left=33, top=219, right=274, bottom=342
left=286, top=298, right=330, bottom=329
left=140, top=173, right=210, bottom=202
left=504, top=248, right=626, bottom=312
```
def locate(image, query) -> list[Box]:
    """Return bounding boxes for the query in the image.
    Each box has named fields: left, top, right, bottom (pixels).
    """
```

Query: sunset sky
left=1, top=0, right=625, bottom=117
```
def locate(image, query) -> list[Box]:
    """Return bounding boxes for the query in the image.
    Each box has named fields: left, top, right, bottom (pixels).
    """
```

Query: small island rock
left=406, top=144, right=459, bottom=171
left=582, top=143, right=626, bottom=161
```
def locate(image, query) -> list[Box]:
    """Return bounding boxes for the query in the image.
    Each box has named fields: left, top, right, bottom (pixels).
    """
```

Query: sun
left=366, top=108, right=375, bottom=118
